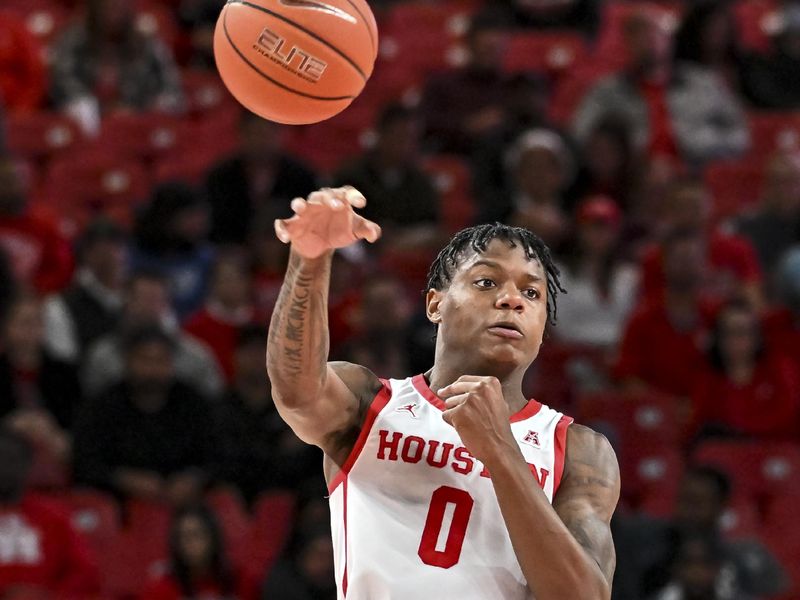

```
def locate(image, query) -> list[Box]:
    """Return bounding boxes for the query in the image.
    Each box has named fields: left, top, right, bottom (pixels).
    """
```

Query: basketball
left=213, top=0, right=378, bottom=125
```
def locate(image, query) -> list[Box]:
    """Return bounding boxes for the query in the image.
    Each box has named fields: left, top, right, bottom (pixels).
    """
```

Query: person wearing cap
left=43, top=218, right=128, bottom=366
left=554, top=196, right=639, bottom=349
left=505, top=128, right=575, bottom=249
left=573, top=6, right=749, bottom=165
left=741, top=2, right=800, bottom=109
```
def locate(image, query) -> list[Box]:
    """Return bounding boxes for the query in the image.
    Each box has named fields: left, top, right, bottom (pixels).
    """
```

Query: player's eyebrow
left=468, top=259, right=543, bottom=282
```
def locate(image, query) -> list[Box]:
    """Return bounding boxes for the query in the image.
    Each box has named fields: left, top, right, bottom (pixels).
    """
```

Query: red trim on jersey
left=411, top=373, right=542, bottom=420
left=327, top=379, right=393, bottom=494
left=342, top=476, right=349, bottom=597
left=552, top=414, right=573, bottom=496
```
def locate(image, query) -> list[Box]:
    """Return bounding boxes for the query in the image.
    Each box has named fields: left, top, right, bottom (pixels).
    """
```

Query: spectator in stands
left=43, top=218, right=127, bottom=366
left=333, top=104, right=440, bottom=247
left=214, top=326, right=319, bottom=505
left=613, top=466, right=788, bottom=599
left=614, top=228, right=719, bottom=397
left=74, top=326, right=213, bottom=507
left=473, top=73, right=561, bottom=222
left=184, top=252, right=257, bottom=383
left=692, top=299, right=800, bottom=440
left=49, top=0, right=184, bottom=135
left=0, top=246, right=17, bottom=326
left=569, top=115, right=642, bottom=214
left=140, top=504, right=259, bottom=600
left=0, top=156, right=73, bottom=294
left=555, top=197, right=639, bottom=349
left=206, top=112, right=319, bottom=246
left=82, top=270, right=222, bottom=399
left=573, top=7, right=749, bottom=165
left=0, top=427, right=101, bottom=596
left=763, top=246, right=800, bottom=375
left=0, top=294, right=79, bottom=476
left=262, top=520, right=336, bottom=600
left=249, top=210, right=290, bottom=318
left=336, top=275, right=414, bottom=377
left=740, top=2, right=800, bottom=109
left=420, top=13, right=509, bottom=154
left=132, top=182, right=215, bottom=319
left=735, top=149, right=800, bottom=296
left=177, top=0, right=221, bottom=68
left=0, top=12, right=46, bottom=112
left=504, top=128, right=573, bottom=249
left=485, top=0, right=599, bottom=36
left=673, top=1, right=747, bottom=95
left=641, top=178, right=764, bottom=309
left=648, top=532, right=751, bottom=600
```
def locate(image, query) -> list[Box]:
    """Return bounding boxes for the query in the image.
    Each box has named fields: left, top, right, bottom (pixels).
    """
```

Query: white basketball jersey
left=328, top=374, right=573, bottom=600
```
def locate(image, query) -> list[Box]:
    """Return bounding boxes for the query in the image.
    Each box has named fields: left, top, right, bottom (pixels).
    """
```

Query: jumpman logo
left=397, top=403, right=419, bottom=418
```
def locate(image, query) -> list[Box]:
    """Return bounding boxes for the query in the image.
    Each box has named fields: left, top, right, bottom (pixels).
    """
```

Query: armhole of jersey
left=327, top=378, right=393, bottom=494
left=552, top=414, right=573, bottom=497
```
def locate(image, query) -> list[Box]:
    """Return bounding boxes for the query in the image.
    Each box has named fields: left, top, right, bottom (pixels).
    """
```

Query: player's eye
left=524, top=288, right=540, bottom=299
left=474, top=278, right=496, bottom=289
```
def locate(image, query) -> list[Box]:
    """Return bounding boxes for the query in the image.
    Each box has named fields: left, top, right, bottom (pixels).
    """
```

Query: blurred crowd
left=0, top=0, right=799, bottom=598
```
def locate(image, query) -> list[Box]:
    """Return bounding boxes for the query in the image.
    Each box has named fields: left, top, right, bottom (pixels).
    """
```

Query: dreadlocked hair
left=426, top=223, right=565, bottom=325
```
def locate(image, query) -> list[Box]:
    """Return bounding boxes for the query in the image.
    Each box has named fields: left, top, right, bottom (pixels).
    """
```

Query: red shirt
left=139, top=571, right=260, bottom=600
left=614, top=298, right=719, bottom=396
left=639, top=80, right=680, bottom=159
left=183, top=305, right=256, bottom=383
left=0, top=213, right=73, bottom=294
left=763, top=308, right=800, bottom=372
left=0, top=495, right=100, bottom=597
left=641, top=231, right=762, bottom=302
left=692, top=354, right=800, bottom=439
left=0, top=12, right=45, bottom=111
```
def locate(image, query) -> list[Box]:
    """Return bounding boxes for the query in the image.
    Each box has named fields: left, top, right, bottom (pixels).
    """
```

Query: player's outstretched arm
left=266, top=187, right=383, bottom=454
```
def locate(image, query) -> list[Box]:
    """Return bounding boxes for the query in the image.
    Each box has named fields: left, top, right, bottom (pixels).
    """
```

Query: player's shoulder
left=565, top=423, right=619, bottom=476
left=328, top=361, right=386, bottom=403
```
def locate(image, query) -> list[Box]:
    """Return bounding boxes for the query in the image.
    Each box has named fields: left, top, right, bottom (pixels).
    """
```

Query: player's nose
left=494, top=284, right=525, bottom=311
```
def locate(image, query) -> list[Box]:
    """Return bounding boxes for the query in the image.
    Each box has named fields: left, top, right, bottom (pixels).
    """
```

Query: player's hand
left=438, top=376, right=519, bottom=466
left=274, top=186, right=382, bottom=259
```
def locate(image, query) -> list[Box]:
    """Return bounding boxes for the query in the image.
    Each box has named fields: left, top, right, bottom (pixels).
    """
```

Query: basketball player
left=267, top=186, right=620, bottom=599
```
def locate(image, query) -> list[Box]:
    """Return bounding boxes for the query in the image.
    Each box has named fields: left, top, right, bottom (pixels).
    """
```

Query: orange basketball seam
left=227, top=0, right=368, bottom=81
left=221, top=8, right=356, bottom=102
left=340, top=0, right=376, bottom=57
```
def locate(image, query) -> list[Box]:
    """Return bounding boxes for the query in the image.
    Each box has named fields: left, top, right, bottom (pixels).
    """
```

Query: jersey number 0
left=418, top=486, right=474, bottom=568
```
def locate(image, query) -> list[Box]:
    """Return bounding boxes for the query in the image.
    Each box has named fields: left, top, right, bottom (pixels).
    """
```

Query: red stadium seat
left=181, top=69, right=240, bottom=118
left=64, top=489, right=121, bottom=555
left=2, top=0, right=72, bottom=47
left=102, top=530, right=164, bottom=599
left=502, top=32, right=588, bottom=78
left=206, top=488, right=251, bottom=569
left=41, top=151, right=150, bottom=235
left=704, top=159, right=764, bottom=223
left=624, top=445, right=684, bottom=513
left=421, top=154, right=475, bottom=233
left=97, top=112, right=188, bottom=163
left=747, top=112, right=800, bottom=158
left=693, top=441, right=800, bottom=502
left=734, top=0, right=780, bottom=53
left=246, top=491, right=297, bottom=576
left=719, top=495, right=761, bottom=540
left=6, top=111, right=84, bottom=163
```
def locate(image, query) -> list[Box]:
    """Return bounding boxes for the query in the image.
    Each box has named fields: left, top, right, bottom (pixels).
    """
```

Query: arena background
left=0, top=0, right=799, bottom=598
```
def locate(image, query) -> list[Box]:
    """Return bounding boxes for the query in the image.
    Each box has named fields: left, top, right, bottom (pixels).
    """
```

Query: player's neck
left=424, top=366, right=529, bottom=414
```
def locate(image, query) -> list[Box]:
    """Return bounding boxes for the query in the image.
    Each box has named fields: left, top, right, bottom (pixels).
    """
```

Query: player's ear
left=426, top=288, right=443, bottom=324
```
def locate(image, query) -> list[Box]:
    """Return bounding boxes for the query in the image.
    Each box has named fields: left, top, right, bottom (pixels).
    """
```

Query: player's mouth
left=487, top=322, right=524, bottom=339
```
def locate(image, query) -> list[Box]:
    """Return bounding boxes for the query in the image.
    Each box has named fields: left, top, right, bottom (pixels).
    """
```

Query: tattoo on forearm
left=267, top=255, right=329, bottom=385
left=566, top=516, right=616, bottom=583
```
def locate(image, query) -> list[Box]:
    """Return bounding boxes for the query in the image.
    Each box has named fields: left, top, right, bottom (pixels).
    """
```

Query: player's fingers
left=438, top=381, right=476, bottom=398
left=343, top=186, right=367, bottom=208
left=442, top=409, right=455, bottom=427
left=307, top=189, right=344, bottom=210
left=353, top=216, right=382, bottom=243
left=444, top=394, right=468, bottom=409
left=274, top=218, right=291, bottom=243
left=290, top=197, right=308, bottom=215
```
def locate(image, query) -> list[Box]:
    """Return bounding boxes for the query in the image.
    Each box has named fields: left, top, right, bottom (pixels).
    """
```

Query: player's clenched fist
left=438, top=376, right=520, bottom=465
left=274, top=186, right=382, bottom=259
